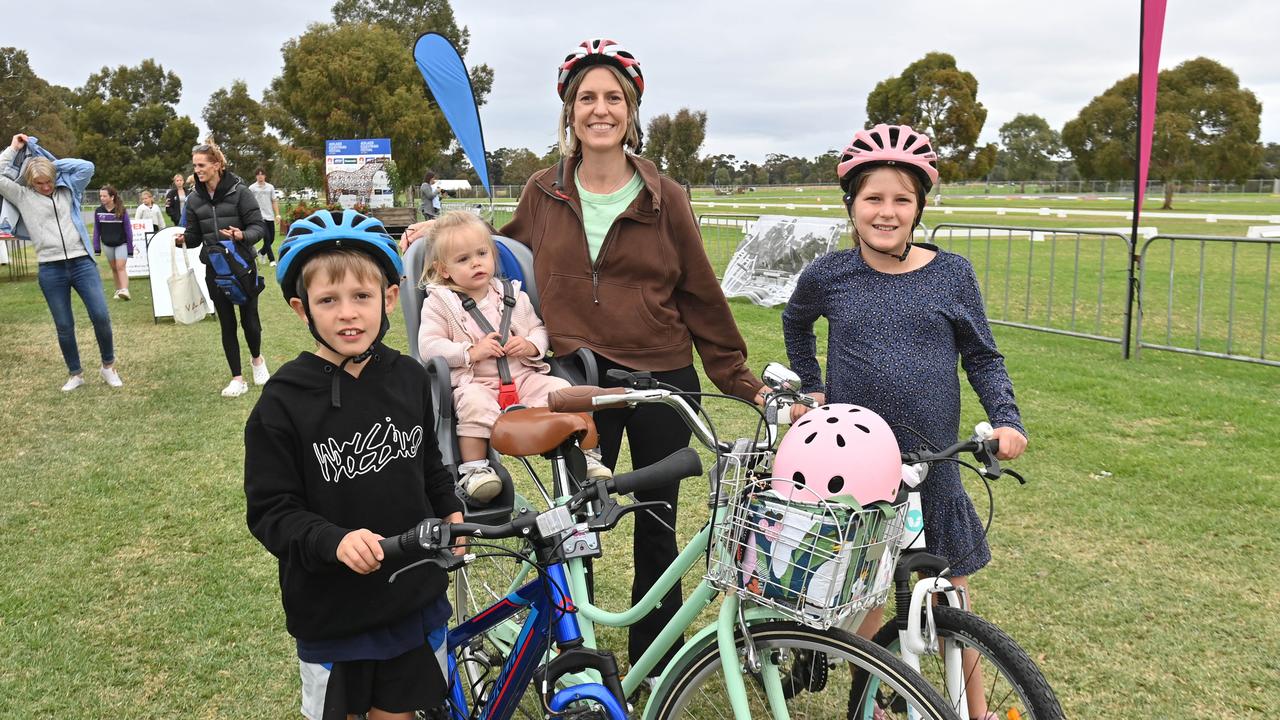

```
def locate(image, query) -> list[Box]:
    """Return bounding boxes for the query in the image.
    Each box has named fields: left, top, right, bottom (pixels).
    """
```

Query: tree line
left=3, top=10, right=1275, bottom=211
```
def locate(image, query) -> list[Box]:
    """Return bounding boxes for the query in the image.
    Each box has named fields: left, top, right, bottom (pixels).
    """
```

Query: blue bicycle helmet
left=277, top=209, right=406, bottom=407
left=277, top=209, right=403, bottom=301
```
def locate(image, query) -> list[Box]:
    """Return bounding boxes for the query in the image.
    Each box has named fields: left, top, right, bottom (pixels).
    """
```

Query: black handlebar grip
left=610, top=447, right=703, bottom=496
left=379, top=527, right=418, bottom=562
left=548, top=386, right=628, bottom=412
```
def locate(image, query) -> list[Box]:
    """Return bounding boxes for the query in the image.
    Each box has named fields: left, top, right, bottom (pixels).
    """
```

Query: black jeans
left=206, top=273, right=262, bottom=377
left=591, top=355, right=701, bottom=672
left=258, top=223, right=276, bottom=262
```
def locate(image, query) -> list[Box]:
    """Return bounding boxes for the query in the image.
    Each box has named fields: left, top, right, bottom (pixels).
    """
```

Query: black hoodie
left=244, top=344, right=464, bottom=641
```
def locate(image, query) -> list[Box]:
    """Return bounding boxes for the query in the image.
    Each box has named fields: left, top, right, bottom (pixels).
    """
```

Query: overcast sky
left=4, top=1, right=1278, bottom=164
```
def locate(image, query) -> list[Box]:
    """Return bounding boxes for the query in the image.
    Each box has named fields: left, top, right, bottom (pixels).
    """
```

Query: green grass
left=1, top=252, right=1278, bottom=718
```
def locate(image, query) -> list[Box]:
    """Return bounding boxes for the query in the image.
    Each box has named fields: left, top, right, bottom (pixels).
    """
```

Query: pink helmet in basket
left=836, top=124, right=940, bottom=193
left=771, top=404, right=902, bottom=506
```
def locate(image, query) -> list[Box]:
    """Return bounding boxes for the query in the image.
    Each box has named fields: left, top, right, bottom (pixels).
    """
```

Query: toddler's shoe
left=460, top=464, right=502, bottom=503
left=251, top=357, right=271, bottom=385
left=583, top=448, right=613, bottom=481
left=99, top=366, right=123, bottom=388
left=221, top=378, right=249, bottom=398
left=61, top=375, right=85, bottom=392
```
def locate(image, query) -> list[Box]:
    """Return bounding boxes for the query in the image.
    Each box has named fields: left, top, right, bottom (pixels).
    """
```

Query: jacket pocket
left=541, top=272, right=668, bottom=348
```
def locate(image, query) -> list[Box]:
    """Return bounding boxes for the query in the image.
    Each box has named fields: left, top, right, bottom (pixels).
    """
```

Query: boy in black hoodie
left=244, top=210, right=463, bottom=720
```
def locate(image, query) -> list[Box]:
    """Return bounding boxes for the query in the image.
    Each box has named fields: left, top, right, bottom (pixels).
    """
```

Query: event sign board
left=324, top=138, right=394, bottom=210
left=126, top=219, right=155, bottom=278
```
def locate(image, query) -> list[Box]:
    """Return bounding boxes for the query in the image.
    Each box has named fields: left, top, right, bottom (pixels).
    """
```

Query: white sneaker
left=118, top=288, right=131, bottom=301
left=221, top=378, right=249, bottom=398
left=251, top=357, right=271, bottom=385
left=99, top=366, right=123, bottom=388
left=61, top=375, right=85, bottom=392
left=584, top=448, right=613, bottom=481
left=460, top=465, right=502, bottom=503
left=112, top=289, right=123, bottom=300
left=269, top=261, right=277, bottom=267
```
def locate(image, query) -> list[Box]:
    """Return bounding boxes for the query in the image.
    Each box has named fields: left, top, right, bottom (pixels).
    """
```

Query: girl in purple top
left=93, top=185, right=134, bottom=300
left=782, top=124, right=1027, bottom=720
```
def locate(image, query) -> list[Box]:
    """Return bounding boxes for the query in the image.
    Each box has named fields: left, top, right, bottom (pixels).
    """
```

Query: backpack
left=206, top=240, right=264, bottom=305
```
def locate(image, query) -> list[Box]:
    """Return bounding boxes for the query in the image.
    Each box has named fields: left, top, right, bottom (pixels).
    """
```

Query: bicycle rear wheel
left=861, top=606, right=1063, bottom=720
left=651, top=620, right=959, bottom=720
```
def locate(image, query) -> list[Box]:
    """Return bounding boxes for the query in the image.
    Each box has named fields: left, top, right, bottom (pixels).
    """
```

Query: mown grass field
left=0, top=220, right=1277, bottom=718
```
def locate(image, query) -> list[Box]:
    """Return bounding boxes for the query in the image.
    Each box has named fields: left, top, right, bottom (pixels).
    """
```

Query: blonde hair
left=23, top=157, right=56, bottom=185
left=192, top=137, right=227, bottom=177
left=557, top=64, right=642, bottom=157
left=298, top=247, right=387, bottom=298
left=421, top=210, right=497, bottom=289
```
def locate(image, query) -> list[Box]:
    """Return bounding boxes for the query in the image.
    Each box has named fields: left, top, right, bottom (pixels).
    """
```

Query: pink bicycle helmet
left=771, top=404, right=902, bottom=507
left=836, top=124, right=940, bottom=193
left=557, top=38, right=644, bottom=100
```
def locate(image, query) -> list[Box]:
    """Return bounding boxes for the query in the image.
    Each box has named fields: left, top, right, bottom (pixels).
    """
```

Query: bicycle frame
left=447, top=561, right=629, bottom=720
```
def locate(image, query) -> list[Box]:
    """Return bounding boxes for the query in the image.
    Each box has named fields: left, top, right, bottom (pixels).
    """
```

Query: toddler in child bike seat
left=417, top=211, right=612, bottom=503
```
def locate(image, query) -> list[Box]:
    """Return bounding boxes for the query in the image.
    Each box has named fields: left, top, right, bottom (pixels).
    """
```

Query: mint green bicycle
left=446, top=369, right=958, bottom=720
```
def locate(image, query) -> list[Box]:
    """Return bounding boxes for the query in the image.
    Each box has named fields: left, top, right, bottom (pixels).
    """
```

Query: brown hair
left=557, top=64, right=642, bottom=157
left=297, top=247, right=387, bottom=299
left=100, top=185, right=124, bottom=214
left=421, top=210, right=497, bottom=289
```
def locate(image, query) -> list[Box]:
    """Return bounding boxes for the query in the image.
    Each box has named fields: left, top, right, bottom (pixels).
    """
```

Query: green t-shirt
left=575, top=170, right=643, bottom=264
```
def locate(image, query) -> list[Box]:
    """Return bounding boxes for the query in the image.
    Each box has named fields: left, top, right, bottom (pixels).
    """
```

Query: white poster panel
left=720, top=215, right=846, bottom=307
left=126, top=219, right=155, bottom=278
left=324, top=138, right=394, bottom=210
left=148, top=227, right=215, bottom=321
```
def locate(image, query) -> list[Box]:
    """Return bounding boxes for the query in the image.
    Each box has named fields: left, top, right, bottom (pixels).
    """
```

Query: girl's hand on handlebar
left=790, top=391, right=825, bottom=422
left=990, top=426, right=1027, bottom=461
left=337, top=529, right=386, bottom=574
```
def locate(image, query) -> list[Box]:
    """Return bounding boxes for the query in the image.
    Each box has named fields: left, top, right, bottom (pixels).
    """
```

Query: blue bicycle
left=380, top=445, right=704, bottom=720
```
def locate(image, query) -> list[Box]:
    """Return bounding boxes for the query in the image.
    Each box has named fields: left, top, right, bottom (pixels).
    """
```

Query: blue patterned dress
left=781, top=244, right=1025, bottom=576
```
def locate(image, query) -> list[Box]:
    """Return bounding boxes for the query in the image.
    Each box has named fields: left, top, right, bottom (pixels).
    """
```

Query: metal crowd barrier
left=1136, top=235, right=1277, bottom=367
left=929, top=223, right=1135, bottom=344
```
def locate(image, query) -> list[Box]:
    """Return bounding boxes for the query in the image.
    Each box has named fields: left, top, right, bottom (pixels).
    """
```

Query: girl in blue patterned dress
left=782, top=124, right=1026, bottom=720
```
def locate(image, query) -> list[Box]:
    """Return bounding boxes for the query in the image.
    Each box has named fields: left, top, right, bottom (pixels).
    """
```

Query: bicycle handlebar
left=900, top=423, right=1025, bottom=484
left=379, top=446, right=704, bottom=568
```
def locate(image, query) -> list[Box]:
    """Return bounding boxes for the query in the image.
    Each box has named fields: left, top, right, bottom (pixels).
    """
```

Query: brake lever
left=972, top=438, right=1003, bottom=480
left=586, top=499, right=671, bottom=533
left=1002, top=467, right=1027, bottom=485
left=386, top=519, right=467, bottom=583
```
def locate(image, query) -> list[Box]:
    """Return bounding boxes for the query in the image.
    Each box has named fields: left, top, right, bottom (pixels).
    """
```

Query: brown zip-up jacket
left=500, top=153, right=761, bottom=401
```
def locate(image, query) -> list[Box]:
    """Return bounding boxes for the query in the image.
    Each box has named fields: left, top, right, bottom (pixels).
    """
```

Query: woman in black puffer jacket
left=175, top=140, right=271, bottom=398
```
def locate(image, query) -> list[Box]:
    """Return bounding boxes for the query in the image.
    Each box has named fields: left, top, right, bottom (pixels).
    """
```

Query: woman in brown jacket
left=406, top=38, right=764, bottom=674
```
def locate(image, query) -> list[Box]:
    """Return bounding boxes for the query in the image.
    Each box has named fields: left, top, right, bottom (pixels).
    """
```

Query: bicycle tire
left=862, top=606, right=1063, bottom=720
left=650, top=620, right=959, bottom=720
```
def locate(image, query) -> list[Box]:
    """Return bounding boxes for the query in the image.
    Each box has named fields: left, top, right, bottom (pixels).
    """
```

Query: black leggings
left=206, top=274, right=262, bottom=377
left=591, top=356, right=700, bottom=671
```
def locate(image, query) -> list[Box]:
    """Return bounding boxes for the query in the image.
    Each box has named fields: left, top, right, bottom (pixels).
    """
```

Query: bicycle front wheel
left=864, top=606, right=1063, bottom=720
left=651, top=620, right=959, bottom=720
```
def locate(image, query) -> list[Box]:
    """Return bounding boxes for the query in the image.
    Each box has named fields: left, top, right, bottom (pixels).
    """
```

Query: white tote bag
left=169, top=248, right=208, bottom=325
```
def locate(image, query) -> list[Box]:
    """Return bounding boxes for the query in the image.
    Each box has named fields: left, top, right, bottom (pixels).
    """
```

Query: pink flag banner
left=1134, top=0, right=1168, bottom=223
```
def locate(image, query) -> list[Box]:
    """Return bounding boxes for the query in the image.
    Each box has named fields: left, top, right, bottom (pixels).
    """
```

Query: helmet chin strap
left=863, top=237, right=912, bottom=263
left=300, top=290, right=392, bottom=408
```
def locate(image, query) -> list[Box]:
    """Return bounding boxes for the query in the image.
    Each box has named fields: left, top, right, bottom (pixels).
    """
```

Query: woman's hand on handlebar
left=989, top=426, right=1027, bottom=461
left=400, top=219, right=435, bottom=252
left=337, top=528, right=387, bottom=574
left=790, top=391, right=825, bottom=422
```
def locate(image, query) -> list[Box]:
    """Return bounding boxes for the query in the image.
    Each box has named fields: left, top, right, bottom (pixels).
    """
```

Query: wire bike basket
left=706, top=452, right=906, bottom=630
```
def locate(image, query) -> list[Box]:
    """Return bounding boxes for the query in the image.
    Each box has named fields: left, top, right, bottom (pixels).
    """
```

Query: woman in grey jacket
left=0, top=133, right=122, bottom=391
left=174, top=141, right=270, bottom=397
